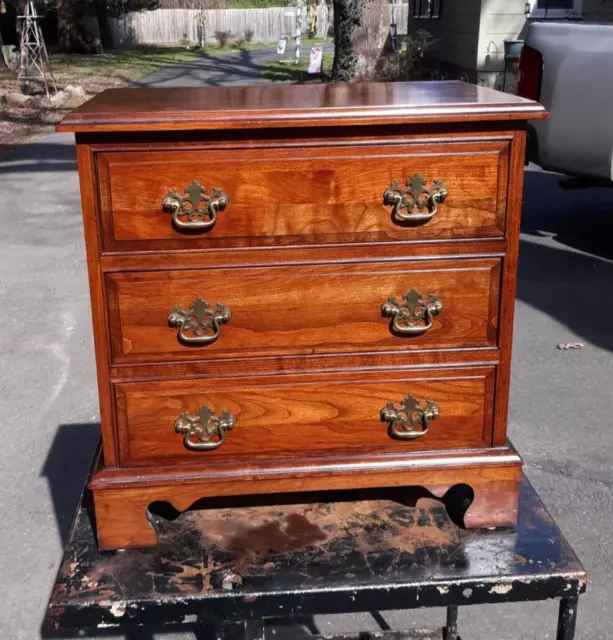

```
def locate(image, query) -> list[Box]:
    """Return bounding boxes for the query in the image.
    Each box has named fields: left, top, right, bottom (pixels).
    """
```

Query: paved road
left=0, top=55, right=612, bottom=639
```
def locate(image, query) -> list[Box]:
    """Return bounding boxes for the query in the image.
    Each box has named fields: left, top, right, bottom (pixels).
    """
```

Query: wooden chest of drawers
left=60, top=81, right=546, bottom=550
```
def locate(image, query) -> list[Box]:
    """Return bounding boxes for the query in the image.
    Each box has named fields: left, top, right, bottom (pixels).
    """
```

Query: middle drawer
left=107, top=258, right=500, bottom=365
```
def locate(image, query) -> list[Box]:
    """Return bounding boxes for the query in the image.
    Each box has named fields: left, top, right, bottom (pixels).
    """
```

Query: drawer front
left=115, top=367, right=495, bottom=466
left=97, top=140, right=509, bottom=252
left=107, top=258, right=500, bottom=364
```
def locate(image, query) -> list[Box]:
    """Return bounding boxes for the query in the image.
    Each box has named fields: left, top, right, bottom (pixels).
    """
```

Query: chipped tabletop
left=44, top=474, right=586, bottom=635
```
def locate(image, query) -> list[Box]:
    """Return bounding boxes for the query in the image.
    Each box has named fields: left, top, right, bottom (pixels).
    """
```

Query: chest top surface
left=58, top=80, right=546, bottom=134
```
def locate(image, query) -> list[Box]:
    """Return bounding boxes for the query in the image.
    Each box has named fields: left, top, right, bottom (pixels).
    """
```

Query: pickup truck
left=518, top=21, right=613, bottom=187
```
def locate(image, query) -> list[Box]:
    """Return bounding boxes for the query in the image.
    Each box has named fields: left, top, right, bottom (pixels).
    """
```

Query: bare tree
left=53, top=0, right=161, bottom=52
left=331, top=0, right=389, bottom=82
left=56, top=0, right=81, bottom=52
left=354, top=0, right=389, bottom=76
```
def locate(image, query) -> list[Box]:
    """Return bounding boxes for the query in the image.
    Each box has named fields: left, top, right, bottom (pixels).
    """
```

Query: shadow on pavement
left=517, top=168, right=613, bottom=352
left=41, top=422, right=100, bottom=546
left=522, top=167, right=613, bottom=262
left=517, top=239, right=613, bottom=351
left=0, top=141, right=77, bottom=174
left=135, top=49, right=274, bottom=88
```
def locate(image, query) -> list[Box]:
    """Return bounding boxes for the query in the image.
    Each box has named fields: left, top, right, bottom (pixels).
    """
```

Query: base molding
left=90, top=445, right=522, bottom=550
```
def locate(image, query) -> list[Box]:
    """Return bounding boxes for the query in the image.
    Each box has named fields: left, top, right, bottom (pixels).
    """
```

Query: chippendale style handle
left=383, top=174, right=448, bottom=224
left=381, top=289, right=443, bottom=336
left=168, top=297, right=231, bottom=346
left=162, top=180, right=230, bottom=232
left=381, top=395, right=439, bottom=440
left=175, top=404, right=236, bottom=451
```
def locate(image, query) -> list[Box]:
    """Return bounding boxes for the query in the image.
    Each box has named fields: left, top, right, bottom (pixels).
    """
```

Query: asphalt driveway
left=0, top=57, right=612, bottom=639
left=135, top=44, right=335, bottom=87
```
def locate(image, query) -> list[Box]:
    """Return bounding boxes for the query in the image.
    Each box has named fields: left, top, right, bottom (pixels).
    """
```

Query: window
left=528, top=0, right=582, bottom=19
left=412, top=0, right=442, bottom=19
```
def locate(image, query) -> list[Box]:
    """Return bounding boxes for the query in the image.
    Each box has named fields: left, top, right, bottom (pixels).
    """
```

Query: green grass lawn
left=261, top=50, right=333, bottom=83
left=49, top=43, right=271, bottom=87
left=0, top=40, right=334, bottom=153
left=47, top=40, right=332, bottom=91
left=50, top=48, right=199, bottom=85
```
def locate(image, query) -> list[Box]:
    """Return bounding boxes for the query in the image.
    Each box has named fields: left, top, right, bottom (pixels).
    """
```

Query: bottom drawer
left=115, top=367, right=495, bottom=467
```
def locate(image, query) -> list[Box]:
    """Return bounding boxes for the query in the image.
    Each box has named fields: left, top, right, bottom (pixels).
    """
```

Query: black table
left=43, top=473, right=586, bottom=640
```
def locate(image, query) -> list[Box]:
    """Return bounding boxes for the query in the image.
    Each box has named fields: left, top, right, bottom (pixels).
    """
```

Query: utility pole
left=390, top=0, right=398, bottom=52
left=295, top=0, right=305, bottom=64
left=18, top=0, right=57, bottom=95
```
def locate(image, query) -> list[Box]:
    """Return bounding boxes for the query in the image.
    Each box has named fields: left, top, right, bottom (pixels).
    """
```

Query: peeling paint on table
left=44, top=474, right=586, bottom=636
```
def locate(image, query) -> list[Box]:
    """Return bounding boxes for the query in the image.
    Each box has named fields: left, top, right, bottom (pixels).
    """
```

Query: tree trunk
left=95, top=0, right=112, bottom=50
left=353, top=0, right=389, bottom=78
left=331, top=0, right=360, bottom=82
left=56, top=0, right=73, bottom=52
left=0, top=25, right=5, bottom=69
left=332, top=0, right=389, bottom=82
left=55, top=0, right=104, bottom=54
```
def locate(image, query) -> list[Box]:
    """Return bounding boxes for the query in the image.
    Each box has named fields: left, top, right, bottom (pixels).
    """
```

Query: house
left=408, top=0, right=613, bottom=90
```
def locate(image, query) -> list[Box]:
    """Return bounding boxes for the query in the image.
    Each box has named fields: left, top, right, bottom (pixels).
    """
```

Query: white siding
left=417, top=0, right=613, bottom=89
left=409, top=0, right=481, bottom=71
left=475, top=0, right=613, bottom=89
left=476, top=0, right=526, bottom=73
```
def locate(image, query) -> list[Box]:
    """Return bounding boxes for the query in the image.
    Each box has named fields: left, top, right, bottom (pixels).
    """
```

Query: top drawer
left=96, top=139, right=510, bottom=253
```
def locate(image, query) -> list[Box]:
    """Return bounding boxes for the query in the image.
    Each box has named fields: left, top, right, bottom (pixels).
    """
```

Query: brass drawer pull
left=175, top=404, right=236, bottom=451
left=382, top=289, right=442, bottom=336
left=381, top=395, right=439, bottom=440
left=162, top=180, right=229, bottom=232
left=168, top=297, right=231, bottom=346
left=383, top=174, right=448, bottom=224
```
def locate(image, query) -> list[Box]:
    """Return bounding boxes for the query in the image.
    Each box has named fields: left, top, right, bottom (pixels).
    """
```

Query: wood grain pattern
left=106, top=258, right=500, bottom=364
left=110, top=349, right=501, bottom=383
left=98, top=140, right=509, bottom=252
left=57, top=81, right=547, bottom=134
left=99, top=238, right=507, bottom=274
left=90, top=445, right=522, bottom=549
left=75, top=145, right=118, bottom=466
left=115, top=366, right=495, bottom=466
left=86, top=126, right=517, bottom=150
left=61, top=82, right=544, bottom=549
left=492, top=130, right=527, bottom=447
left=92, top=437, right=522, bottom=488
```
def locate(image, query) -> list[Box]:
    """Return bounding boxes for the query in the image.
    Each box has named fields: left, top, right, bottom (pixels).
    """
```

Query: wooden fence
left=108, top=5, right=408, bottom=47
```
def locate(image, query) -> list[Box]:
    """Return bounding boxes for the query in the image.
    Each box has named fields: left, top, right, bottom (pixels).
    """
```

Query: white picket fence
left=108, top=5, right=408, bottom=47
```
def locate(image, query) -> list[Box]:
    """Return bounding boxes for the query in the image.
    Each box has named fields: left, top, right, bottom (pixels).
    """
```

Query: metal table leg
left=557, top=596, right=579, bottom=640
left=443, top=606, right=458, bottom=640
left=217, top=619, right=266, bottom=640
